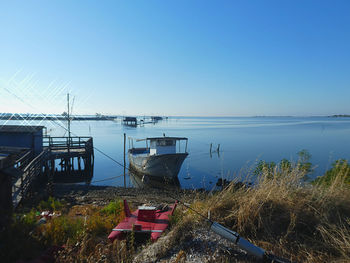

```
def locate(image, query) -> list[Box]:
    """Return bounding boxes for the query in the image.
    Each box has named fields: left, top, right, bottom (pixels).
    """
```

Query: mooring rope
left=90, top=174, right=125, bottom=183
left=93, top=147, right=130, bottom=171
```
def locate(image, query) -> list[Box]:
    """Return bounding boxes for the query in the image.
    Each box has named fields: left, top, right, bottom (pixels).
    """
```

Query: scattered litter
left=35, top=210, right=61, bottom=224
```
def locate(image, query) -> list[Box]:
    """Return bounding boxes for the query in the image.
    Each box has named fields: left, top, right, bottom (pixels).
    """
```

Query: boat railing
left=128, top=136, right=188, bottom=153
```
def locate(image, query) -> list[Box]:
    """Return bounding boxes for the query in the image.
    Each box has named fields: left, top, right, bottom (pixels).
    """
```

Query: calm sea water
left=3, top=117, right=350, bottom=189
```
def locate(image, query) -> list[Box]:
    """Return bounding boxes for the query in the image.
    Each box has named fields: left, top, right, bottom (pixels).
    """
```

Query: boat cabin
left=148, top=137, right=188, bottom=156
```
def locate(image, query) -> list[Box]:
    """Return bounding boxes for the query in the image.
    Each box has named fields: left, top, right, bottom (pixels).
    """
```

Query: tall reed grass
left=187, top=161, right=350, bottom=262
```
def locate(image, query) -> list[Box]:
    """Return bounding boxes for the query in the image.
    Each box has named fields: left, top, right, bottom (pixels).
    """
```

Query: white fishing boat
left=128, top=136, right=188, bottom=179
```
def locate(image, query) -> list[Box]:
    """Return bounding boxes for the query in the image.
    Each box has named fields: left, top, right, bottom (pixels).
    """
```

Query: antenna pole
left=67, top=93, right=71, bottom=153
left=67, top=93, right=71, bottom=138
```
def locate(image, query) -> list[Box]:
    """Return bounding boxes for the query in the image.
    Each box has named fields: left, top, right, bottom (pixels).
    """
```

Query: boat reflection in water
left=129, top=167, right=180, bottom=189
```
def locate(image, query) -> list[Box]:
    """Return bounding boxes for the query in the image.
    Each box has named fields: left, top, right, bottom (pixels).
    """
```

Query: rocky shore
left=52, top=183, right=198, bottom=207
left=18, top=182, right=197, bottom=211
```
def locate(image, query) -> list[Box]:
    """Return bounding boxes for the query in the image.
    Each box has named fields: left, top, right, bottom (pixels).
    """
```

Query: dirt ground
left=52, top=183, right=199, bottom=207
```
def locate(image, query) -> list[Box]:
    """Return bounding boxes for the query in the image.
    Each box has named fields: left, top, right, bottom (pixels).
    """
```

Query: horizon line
left=1, top=112, right=349, bottom=118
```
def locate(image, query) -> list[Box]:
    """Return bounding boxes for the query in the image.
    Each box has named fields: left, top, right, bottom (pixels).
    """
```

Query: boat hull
left=128, top=151, right=188, bottom=179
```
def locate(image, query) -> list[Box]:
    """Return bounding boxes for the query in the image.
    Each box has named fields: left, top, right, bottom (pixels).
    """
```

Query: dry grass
left=51, top=200, right=131, bottom=262
left=55, top=237, right=135, bottom=263
left=185, top=163, right=350, bottom=262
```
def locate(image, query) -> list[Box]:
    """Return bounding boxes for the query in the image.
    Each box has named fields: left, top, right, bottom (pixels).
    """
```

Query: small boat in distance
left=128, top=135, right=188, bottom=180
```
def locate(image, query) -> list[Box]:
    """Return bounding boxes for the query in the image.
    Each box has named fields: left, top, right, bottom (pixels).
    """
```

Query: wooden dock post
left=0, top=170, right=13, bottom=229
left=44, top=136, right=94, bottom=184
left=78, top=157, right=81, bottom=171
left=49, top=159, right=55, bottom=196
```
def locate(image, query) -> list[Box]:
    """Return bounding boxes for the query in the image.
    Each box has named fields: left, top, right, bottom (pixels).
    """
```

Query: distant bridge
left=0, top=113, right=117, bottom=121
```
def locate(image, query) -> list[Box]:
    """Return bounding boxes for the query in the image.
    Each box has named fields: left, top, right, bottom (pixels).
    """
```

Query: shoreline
left=18, top=183, right=201, bottom=212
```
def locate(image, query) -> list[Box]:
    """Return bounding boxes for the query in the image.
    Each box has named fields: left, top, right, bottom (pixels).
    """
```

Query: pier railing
left=43, top=136, right=93, bottom=151
left=12, top=148, right=50, bottom=208
left=10, top=136, right=94, bottom=208
left=13, top=149, right=34, bottom=170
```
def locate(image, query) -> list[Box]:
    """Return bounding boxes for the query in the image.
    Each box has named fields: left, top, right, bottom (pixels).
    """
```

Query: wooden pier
left=1, top=136, right=94, bottom=209
left=44, top=136, right=94, bottom=183
left=122, top=116, right=165, bottom=127
left=123, top=117, right=138, bottom=126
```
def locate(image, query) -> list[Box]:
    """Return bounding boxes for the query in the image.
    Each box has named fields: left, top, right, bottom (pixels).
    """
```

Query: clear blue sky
left=0, top=0, right=349, bottom=116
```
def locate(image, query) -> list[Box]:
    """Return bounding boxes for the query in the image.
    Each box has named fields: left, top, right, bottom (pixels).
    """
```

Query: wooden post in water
left=123, top=133, right=126, bottom=188
left=49, top=159, right=55, bottom=196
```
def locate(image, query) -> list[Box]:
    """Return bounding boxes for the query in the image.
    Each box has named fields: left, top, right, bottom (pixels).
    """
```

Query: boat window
left=156, top=139, right=175, bottom=146
left=150, top=141, right=157, bottom=148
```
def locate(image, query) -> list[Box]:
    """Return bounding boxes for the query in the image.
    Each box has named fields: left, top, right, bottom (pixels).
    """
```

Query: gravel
left=133, top=227, right=257, bottom=263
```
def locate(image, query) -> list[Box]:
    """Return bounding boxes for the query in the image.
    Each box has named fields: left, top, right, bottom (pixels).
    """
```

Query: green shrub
left=313, top=159, right=350, bottom=187
left=254, top=150, right=313, bottom=180
left=38, top=196, right=64, bottom=211
left=100, top=200, right=122, bottom=216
